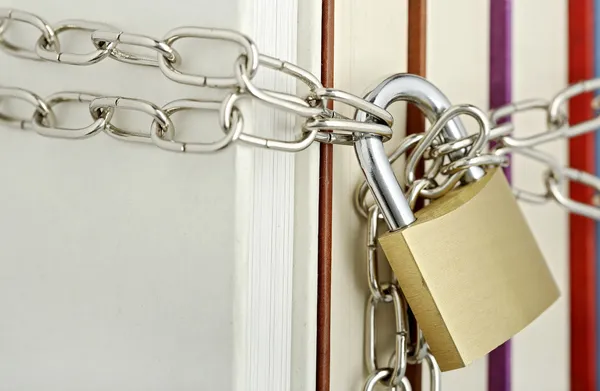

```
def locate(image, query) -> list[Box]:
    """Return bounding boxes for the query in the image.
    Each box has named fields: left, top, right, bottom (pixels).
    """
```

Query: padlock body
left=378, top=168, right=559, bottom=372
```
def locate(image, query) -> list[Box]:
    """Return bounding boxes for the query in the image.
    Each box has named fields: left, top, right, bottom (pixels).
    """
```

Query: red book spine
left=568, top=1, right=597, bottom=389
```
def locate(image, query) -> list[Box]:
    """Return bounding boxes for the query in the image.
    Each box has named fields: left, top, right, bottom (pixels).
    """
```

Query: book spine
left=488, top=0, right=512, bottom=390
left=568, top=0, right=597, bottom=389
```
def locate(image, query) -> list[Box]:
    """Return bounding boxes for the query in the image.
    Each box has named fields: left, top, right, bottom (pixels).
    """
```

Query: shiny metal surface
left=92, top=30, right=181, bottom=67
left=354, top=74, right=485, bottom=230
left=546, top=167, right=600, bottom=220
left=354, top=133, right=428, bottom=219
left=405, top=104, right=490, bottom=199
left=361, top=199, right=416, bottom=390
left=407, top=327, right=428, bottom=365
left=89, top=96, right=174, bottom=144
left=31, top=91, right=112, bottom=138
left=428, top=124, right=512, bottom=158
left=423, top=353, right=442, bottom=391
left=151, top=99, right=243, bottom=153
left=306, top=87, right=394, bottom=145
left=365, top=285, right=408, bottom=385
left=355, top=135, right=415, bottom=230
left=549, top=78, right=600, bottom=126
left=220, top=91, right=318, bottom=152
left=314, top=87, right=394, bottom=126
left=0, top=86, right=56, bottom=130
left=0, top=9, right=59, bottom=60
left=440, top=154, right=508, bottom=176
left=362, top=369, right=412, bottom=391
left=305, top=117, right=393, bottom=143
left=365, top=284, right=408, bottom=385
left=159, top=26, right=259, bottom=88
left=0, top=8, right=399, bottom=153
left=405, top=179, right=434, bottom=210
left=493, top=146, right=560, bottom=204
left=234, top=55, right=324, bottom=118
left=366, top=205, right=385, bottom=302
left=35, top=20, right=117, bottom=65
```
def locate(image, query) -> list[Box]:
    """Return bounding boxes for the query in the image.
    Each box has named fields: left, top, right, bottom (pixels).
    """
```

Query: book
left=0, top=1, right=320, bottom=390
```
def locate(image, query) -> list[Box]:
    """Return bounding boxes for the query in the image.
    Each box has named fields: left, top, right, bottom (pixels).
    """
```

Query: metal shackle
left=354, top=73, right=485, bottom=231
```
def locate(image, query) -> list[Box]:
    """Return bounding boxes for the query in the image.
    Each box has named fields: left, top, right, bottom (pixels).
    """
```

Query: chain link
left=363, top=205, right=415, bottom=390
left=361, top=185, right=443, bottom=391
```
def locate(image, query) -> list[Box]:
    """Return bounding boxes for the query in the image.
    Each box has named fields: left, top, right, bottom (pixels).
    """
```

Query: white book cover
left=0, top=1, right=320, bottom=391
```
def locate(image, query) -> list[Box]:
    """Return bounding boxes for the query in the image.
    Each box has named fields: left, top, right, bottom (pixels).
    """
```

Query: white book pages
left=236, top=1, right=319, bottom=390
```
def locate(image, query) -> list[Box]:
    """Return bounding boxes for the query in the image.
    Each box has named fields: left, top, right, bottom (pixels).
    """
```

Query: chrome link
left=0, top=87, right=55, bottom=130
left=31, top=91, right=112, bottom=138
left=405, top=104, right=491, bottom=199
left=35, top=20, right=117, bottom=65
left=312, top=131, right=357, bottom=145
left=366, top=205, right=385, bottom=301
left=441, top=154, right=508, bottom=175
left=407, top=327, right=428, bottom=365
left=365, top=284, right=409, bottom=388
left=548, top=77, right=600, bottom=135
left=423, top=353, right=442, bottom=391
left=490, top=98, right=550, bottom=128
left=492, top=96, right=596, bottom=148
left=313, top=87, right=394, bottom=126
left=0, top=8, right=59, bottom=60
left=363, top=370, right=390, bottom=391
left=487, top=99, right=565, bottom=148
left=304, top=87, right=394, bottom=145
left=546, top=167, right=600, bottom=220
left=89, top=96, right=174, bottom=144
left=220, top=90, right=318, bottom=152
left=305, top=116, right=393, bottom=144
left=427, top=124, right=511, bottom=158
left=234, top=54, right=324, bottom=118
left=151, top=99, right=243, bottom=153
left=493, top=146, right=560, bottom=204
left=159, top=26, right=259, bottom=88
left=0, top=16, right=7, bottom=35
left=405, top=179, right=434, bottom=210
left=92, top=30, right=181, bottom=67
left=363, top=369, right=412, bottom=391
left=257, top=54, right=323, bottom=93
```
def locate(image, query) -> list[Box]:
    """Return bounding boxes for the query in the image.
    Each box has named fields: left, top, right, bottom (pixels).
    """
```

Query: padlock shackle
left=354, top=74, right=485, bottom=231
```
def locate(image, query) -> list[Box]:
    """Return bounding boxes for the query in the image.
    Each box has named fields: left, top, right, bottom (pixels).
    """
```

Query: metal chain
left=363, top=204, right=411, bottom=391
left=0, top=8, right=393, bottom=153
left=355, top=81, right=600, bottom=221
left=358, top=112, right=497, bottom=391
left=4, top=9, right=600, bottom=390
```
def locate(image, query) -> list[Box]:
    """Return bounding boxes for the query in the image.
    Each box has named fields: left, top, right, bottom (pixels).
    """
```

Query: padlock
left=354, top=74, right=560, bottom=372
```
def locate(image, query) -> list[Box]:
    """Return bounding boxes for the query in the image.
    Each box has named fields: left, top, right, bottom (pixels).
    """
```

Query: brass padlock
left=354, top=74, right=560, bottom=372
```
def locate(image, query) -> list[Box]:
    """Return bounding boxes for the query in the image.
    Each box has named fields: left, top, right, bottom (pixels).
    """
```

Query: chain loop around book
left=1, top=8, right=599, bottom=220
